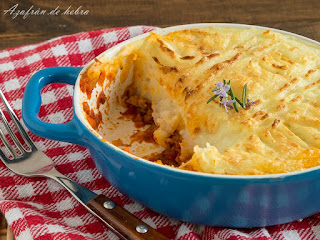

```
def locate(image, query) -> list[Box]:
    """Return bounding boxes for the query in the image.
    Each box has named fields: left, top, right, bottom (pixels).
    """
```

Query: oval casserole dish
left=22, top=23, right=320, bottom=227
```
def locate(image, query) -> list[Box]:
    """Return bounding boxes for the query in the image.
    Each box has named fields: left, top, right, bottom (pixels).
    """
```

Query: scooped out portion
left=79, top=26, right=320, bottom=175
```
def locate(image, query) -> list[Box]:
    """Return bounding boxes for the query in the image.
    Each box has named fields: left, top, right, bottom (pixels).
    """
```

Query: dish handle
left=22, top=67, right=86, bottom=146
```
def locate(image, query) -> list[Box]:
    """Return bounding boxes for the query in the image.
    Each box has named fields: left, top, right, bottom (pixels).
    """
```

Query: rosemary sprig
left=207, top=80, right=249, bottom=113
left=211, top=87, right=218, bottom=92
left=242, top=84, right=247, bottom=108
left=226, top=84, right=239, bottom=112
left=235, top=97, right=243, bottom=107
left=207, top=94, right=218, bottom=104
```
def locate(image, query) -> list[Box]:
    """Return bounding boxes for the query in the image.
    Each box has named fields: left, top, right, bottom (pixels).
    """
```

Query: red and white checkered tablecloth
left=1, top=25, right=320, bottom=240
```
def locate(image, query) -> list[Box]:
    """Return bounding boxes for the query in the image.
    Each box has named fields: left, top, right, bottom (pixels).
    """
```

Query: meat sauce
left=145, top=130, right=181, bottom=167
left=122, top=94, right=182, bottom=167
left=82, top=102, right=102, bottom=130
left=80, top=64, right=182, bottom=167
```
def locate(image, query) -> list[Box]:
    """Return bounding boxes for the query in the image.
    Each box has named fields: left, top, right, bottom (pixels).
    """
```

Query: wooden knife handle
left=87, top=194, right=169, bottom=240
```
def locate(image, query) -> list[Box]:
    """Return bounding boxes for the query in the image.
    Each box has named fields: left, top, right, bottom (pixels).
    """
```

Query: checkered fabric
left=1, top=26, right=320, bottom=240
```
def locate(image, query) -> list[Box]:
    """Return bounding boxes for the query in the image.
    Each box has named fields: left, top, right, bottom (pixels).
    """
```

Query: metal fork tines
left=0, top=91, right=35, bottom=162
left=0, top=90, right=169, bottom=240
left=0, top=91, right=60, bottom=177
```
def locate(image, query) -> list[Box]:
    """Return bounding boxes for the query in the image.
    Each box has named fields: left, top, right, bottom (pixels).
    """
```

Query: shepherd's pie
left=80, top=27, right=320, bottom=175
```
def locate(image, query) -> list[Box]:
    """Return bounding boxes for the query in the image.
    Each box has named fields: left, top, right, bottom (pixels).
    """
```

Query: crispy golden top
left=84, top=27, right=320, bottom=175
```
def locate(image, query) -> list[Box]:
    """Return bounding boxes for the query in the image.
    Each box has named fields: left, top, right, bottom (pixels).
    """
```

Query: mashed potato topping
left=80, top=27, right=320, bottom=175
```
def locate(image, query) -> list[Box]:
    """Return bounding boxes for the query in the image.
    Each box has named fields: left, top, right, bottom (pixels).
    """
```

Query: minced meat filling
left=124, top=95, right=153, bottom=128
left=122, top=94, right=182, bottom=166
left=147, top=130, right=182, bottom=167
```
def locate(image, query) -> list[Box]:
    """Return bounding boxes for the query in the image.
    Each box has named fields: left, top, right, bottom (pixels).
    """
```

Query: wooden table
left=0, top=0, right=319, bottom=239
left=0, top=0, right=320, bottom=50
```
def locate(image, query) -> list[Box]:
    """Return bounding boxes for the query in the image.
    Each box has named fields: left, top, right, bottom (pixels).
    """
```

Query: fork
left=0, top=90, right=168, bottom=240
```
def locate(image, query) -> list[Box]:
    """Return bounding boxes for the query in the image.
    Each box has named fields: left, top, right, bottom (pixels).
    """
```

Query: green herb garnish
left=207, top=80, right=248, bottom=113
